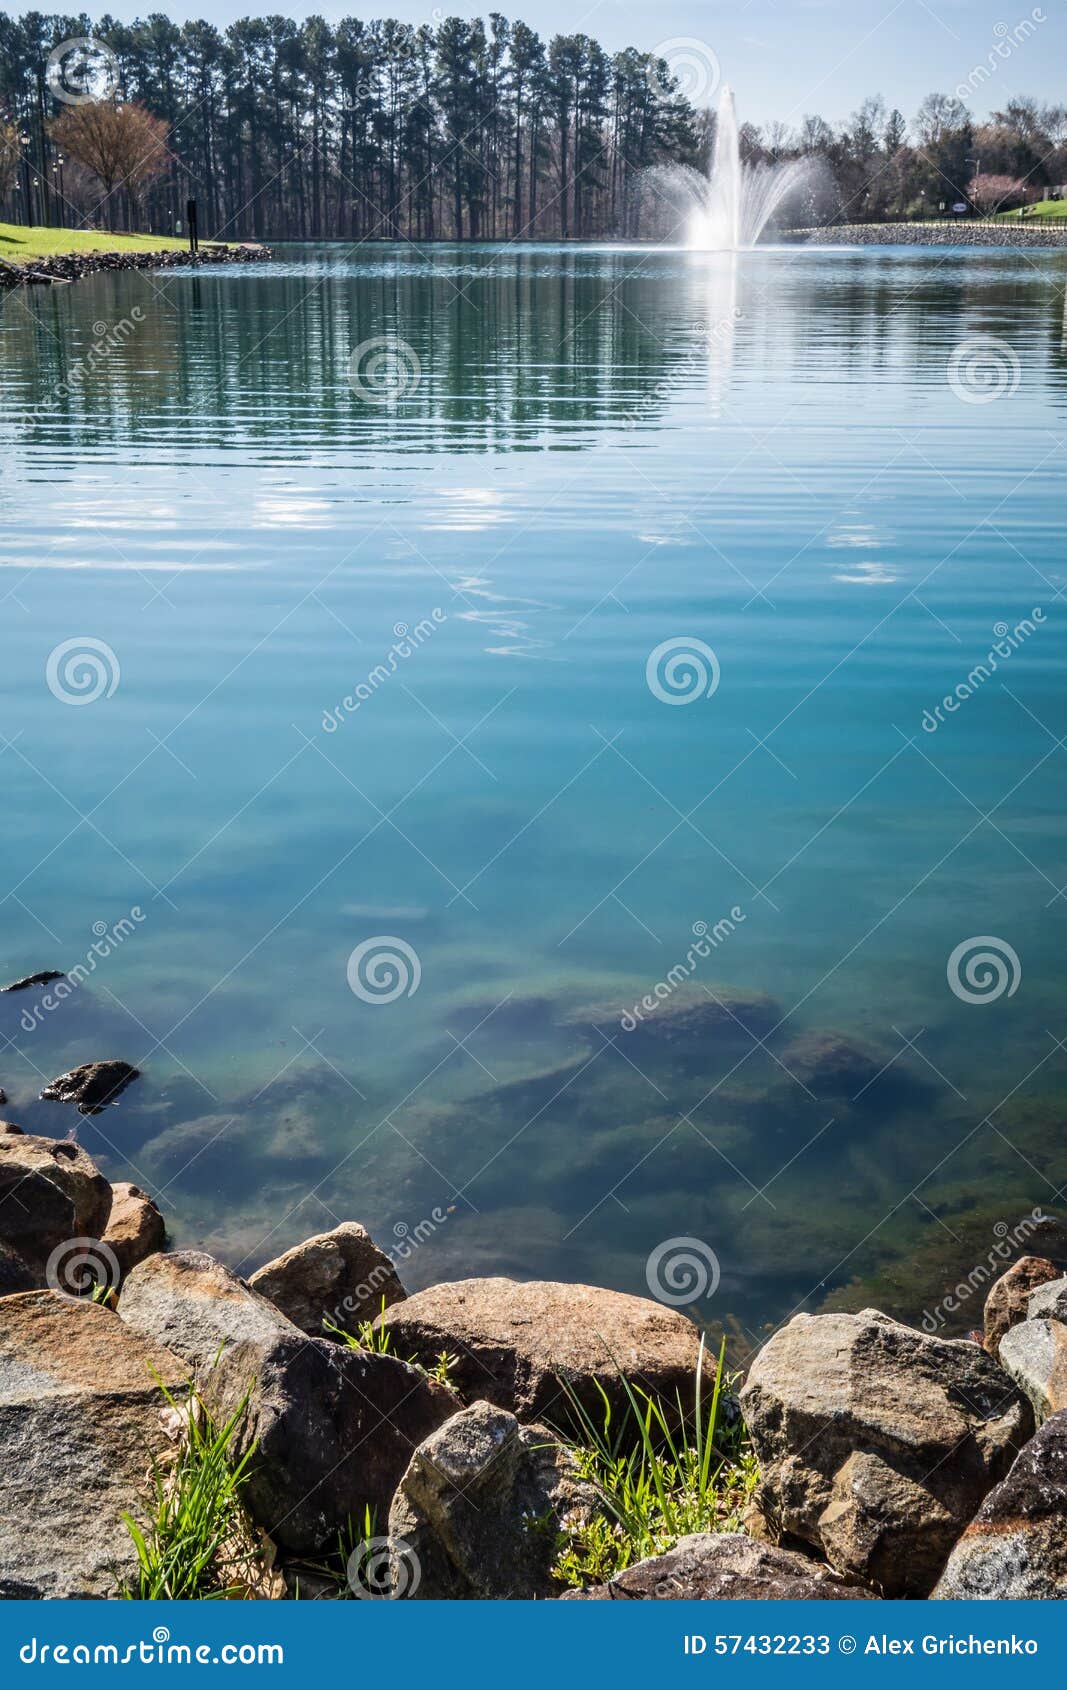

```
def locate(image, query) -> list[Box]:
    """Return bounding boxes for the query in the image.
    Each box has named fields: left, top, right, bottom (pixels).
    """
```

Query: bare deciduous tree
left=48, top=100, right=169, bottom=223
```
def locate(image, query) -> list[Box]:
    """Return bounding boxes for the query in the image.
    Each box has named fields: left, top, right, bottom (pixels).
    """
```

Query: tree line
left=1, top=13, right=1065, bottom=241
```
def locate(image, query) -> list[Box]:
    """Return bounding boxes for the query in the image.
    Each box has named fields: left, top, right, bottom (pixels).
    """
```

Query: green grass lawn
left=0, top=221, right=192, bottom=267
left=994, top=198, right=1067, bottom=220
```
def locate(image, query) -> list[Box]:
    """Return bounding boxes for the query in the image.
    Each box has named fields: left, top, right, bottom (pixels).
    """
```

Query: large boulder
left=1027, top=1276, right=1067, bottom=1324
left=119, top=1249, right=295, bottom=1363
left=374, top=1277, right=702, bottom=1431
left=933, top=1411, right=1067, bottom=1598
left=562, top=1533, right=880, bottom=1601
left=741, top=1310, right=1032, bottom=1597
left=983, top=1256, right=1060, bottom=1356
left=0, top=1131, right=112, bottom=1275
left=101, top=1183, right=165, bottom=1281
left=249, top=1222, right=404, bottom=1337
left=999, top=1319, right=1067, bottom=1425
left=40, top=1060, right=139, bottom=1116
left=119, top=1248, right=458, bottom=1552
left=385, top=1401, right=603, bottom=1599
left=0, top=1292, right=184, bottom=1597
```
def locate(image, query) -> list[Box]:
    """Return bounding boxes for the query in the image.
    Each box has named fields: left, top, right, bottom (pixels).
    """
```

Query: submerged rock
left=375, top=1276, right=702, bottom=1433
left=0, top=1130, right=112, bottom=1275
left=1, top=971, right=64, bottom=993
left=562, top=1533, right=880, bottom=1601
left=984, top=1256, right=1061, bottom=1356
left=0, top=1292, right=185, bottom=1597
left=101, top=1182, right=166, bottom=1281
left=387, top=1401, right=603, bottom=1599
left=249, top=1221, right=405, bottom=1337
left=741, top=1309, right=1032, bottom=1597
left=566, top=986, right=779, bottom=1051
left=933, top=1411, right=1067, bottom=1597
left=778, top=1031, right=886, bottom=1097
left=999, top=1319, right=1067, bottom=1425
left=40, top=1060, right=140, bottom=1115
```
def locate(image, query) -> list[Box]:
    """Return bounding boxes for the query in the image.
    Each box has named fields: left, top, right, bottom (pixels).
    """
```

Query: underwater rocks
left=40, top=1059, right=140, bottom=1116
left=375, top=1276, right=702, bottom=1434
left=567, top=985, right=779, bottom=1051
left=0, top=1293, right=185, bottom=1598
left=388, top=1401, right=604, bottom=1599
left=778, top=1031, right=886, bottom=1097
left=249, top=1221, right=405, bottom=1337
left=741, top=1310, right=1032, bottom=1597
left=562, top=1533, right=880, bottom=1602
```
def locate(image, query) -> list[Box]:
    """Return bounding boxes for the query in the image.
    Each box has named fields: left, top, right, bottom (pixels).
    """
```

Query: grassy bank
left=0, top=222, right=190, bottom=268
left=995, top=199, right=1067, bottom=221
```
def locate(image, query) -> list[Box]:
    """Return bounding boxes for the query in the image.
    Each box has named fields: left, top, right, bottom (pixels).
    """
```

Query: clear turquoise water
left=2, top=242, right=1066, bottom=1344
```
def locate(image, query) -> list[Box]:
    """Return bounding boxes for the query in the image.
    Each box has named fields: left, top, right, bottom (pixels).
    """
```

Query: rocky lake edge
left=0, top=242, right=270, bottom=291
left=1, top=1114, right=1066, bottom=1601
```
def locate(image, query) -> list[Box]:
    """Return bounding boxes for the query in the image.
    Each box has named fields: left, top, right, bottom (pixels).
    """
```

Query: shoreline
left=786, top=221, right=1067, bottom=248
left=0, top=241, right=271, bottom=291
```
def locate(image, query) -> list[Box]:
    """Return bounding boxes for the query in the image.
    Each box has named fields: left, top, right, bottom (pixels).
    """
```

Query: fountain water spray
left=636, top=87, right=819, bottom=250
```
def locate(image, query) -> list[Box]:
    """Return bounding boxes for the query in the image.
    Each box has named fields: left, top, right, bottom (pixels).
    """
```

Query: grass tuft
left=551, top=1337, right=757, bottom=1589
left=119, top=1377, right=264, bottom=1600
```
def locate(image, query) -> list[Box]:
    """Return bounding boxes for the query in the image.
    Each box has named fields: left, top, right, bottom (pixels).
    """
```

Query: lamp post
left=966, top=155, right=981, bottom=216
left=19, top=132, right=33, bottom=226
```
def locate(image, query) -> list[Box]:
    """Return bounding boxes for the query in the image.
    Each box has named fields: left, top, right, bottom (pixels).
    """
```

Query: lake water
left=2, top=241, right=1066, bottom=1348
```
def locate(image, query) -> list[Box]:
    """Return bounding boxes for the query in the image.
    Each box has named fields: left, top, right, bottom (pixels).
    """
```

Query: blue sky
left=7, top=0, right=1063, bottom=129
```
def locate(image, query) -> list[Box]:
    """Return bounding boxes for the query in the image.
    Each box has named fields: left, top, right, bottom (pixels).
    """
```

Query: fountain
left=637, top=87, right=819, bottom=251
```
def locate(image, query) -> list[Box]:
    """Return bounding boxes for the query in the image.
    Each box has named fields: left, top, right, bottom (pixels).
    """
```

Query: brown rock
left=102, top=1183, right=166, bottom=1280
left=562, top=1533, right=880, bottom=1601
left=375, top=1277, right=702, bottom=1432
left=0, top=1132, right=112, bottom=1274
left=40, top=1060, right=139, bottom=1116
left=933, top=1410, right=1067, bottom=1598
left=0, top=1291, right=185, bottom=1597
left=741, top=1309, right=1032, bottom=1597
left=386, top=1401, right=604, bottom=1599
left=118, top=1248, right=459, bottom=1552
left=984, top=1256, right=1060, bottom=1356
left=249, top=1222, right=404, bottom=1337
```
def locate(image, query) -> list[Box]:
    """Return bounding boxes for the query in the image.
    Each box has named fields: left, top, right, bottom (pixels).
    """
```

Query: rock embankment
left=787, top=221, right=1067, bottom=248
left=0, top=242, right=269, bottom=291
left=1, top=1122, right=1066, bottom=1600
